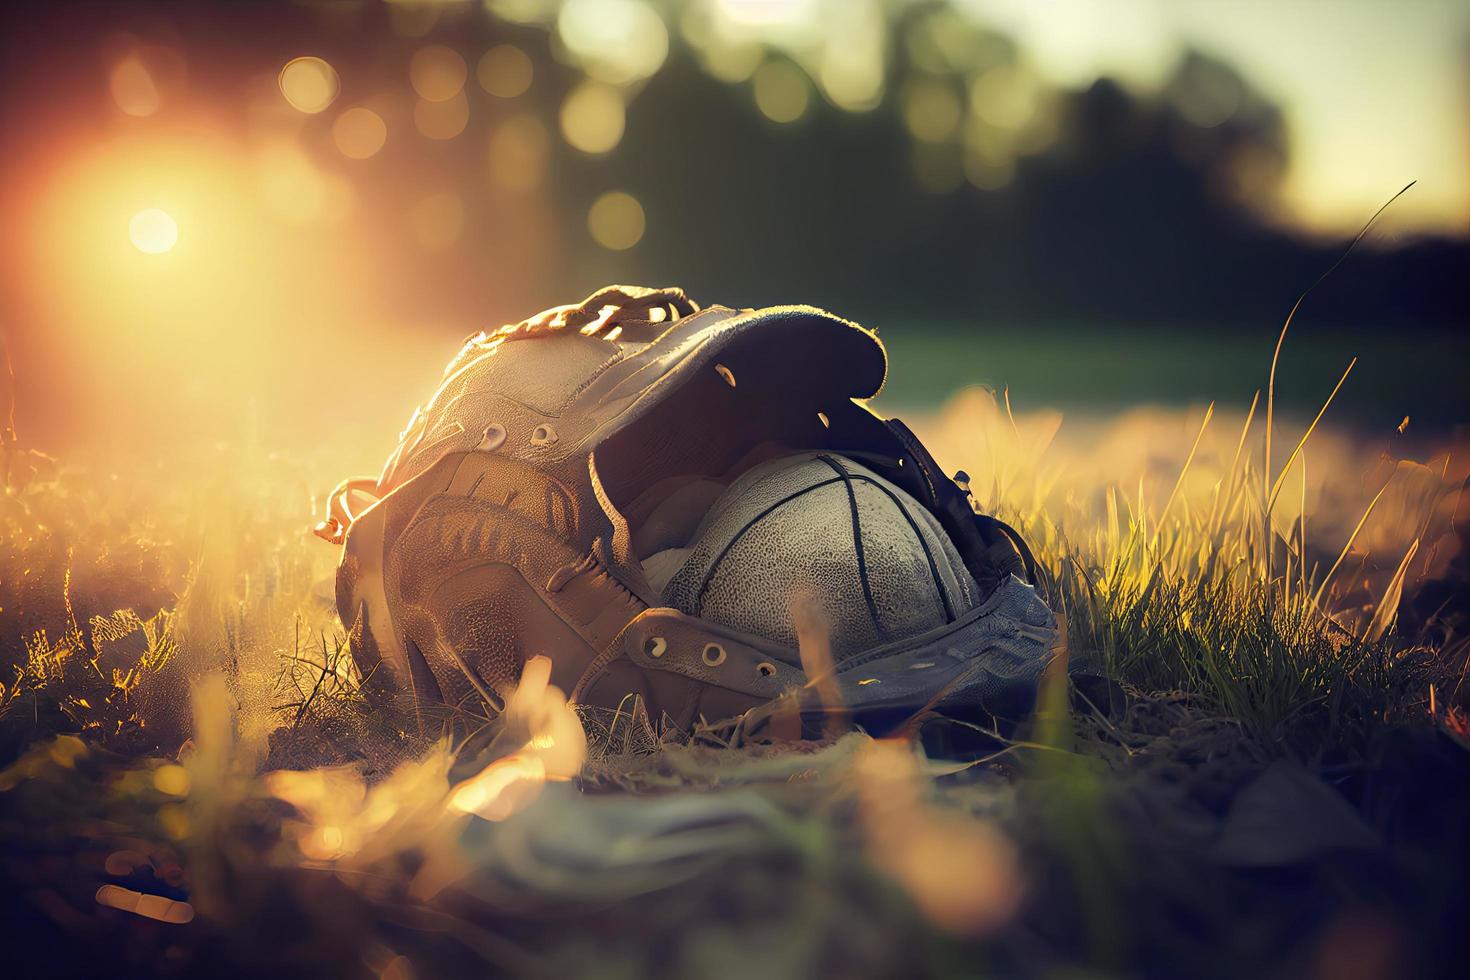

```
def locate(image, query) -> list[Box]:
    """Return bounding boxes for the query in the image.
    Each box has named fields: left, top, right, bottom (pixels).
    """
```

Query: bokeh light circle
left=819, top=54, right=884, bottom=113
left=129, top=209, right=178, bottom=254
left=902, top=80, right=962, bottom=143
left=557, top=0, right=668, bottom=85
left=278, top=56, right=340, bottom=114
left=559, top=82, right=625, bottom=155
left=410, top=45, right=467, bottom=102
left=753, top=61, right=810, bottom=124
left=477, top=45, right=533, bottom=98
left=333, top=107, right=388, bottom=159
left=414, top=91, right=470, bottom=140
left=488, top=114, right=551, bottom=191
left=587, top=191, right=645, bottom=250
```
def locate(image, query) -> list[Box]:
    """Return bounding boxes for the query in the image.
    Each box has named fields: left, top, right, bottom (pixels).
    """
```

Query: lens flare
left=129, top=209, right=178, bottom=254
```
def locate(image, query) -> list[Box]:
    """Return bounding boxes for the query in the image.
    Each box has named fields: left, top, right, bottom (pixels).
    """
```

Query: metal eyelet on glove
left=530, top=423, right=558, bottom=446
left=479, top=424, right=506, bottom=450
left=701, top=642, right=726, bottom=667
left=756, top=661, right=777, bottom=677
left=645, top=636, right=667, bottom=659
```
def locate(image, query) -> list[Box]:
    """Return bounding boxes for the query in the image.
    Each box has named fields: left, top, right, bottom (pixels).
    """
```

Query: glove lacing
left=313, top=286, right=701, bottom=544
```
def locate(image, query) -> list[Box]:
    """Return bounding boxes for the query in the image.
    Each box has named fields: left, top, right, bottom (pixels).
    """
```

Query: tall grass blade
left=1267, top=357, right=1356, bottom=516
left=1310, top=476, right=1392, bottom=608
left=1299, top=451, right=1309, bottom=601
left=1263, top=181, right=1415, bottom=579
left=1155, top=401, right=1214, bottom=543
left=1366, top=538, right=1420, bottom=642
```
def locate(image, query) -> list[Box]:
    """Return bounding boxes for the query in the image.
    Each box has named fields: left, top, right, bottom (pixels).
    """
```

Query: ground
left=1, top=386, right=1467, bottom=980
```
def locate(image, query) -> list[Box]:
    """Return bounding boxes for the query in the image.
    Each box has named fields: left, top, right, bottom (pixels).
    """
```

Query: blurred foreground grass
left=1, top=387, right=1468, bottom=980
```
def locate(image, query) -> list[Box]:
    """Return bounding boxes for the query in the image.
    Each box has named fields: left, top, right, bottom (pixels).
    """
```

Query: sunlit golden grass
left=930, top=385, right=1463, bottom=756
left=0, top=375, right=1465, bottom=977
left=5, top=391, right=1457, bottom=760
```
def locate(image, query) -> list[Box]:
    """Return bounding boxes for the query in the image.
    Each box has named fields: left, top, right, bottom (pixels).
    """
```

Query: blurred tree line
left=3, top=0, right=1465, bottom=337
left=586, top=41, right=1465, bottom=332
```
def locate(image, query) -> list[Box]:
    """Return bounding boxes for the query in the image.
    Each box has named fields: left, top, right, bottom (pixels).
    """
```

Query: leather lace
left=313, top=286, right=701, bottom=544
left=484, top=284, right=700, bottom=345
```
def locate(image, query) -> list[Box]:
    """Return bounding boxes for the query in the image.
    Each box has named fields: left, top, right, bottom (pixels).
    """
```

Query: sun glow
left=27, top=132, right=426, bottom=456
left=129, top=208, right=178, bottom=254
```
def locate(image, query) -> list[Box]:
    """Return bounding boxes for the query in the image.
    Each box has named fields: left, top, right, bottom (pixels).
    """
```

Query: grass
left=877, top=322, right=1470, bottom=429
left=0, top=353, right=1467, bottom=977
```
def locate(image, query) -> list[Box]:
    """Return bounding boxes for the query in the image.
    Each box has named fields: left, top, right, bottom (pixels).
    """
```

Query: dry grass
left=1, top=375, right=1467, bottom=978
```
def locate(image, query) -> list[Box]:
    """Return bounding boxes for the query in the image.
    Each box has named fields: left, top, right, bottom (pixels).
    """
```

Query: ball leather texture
left=659, top=453, right=980, bottom=660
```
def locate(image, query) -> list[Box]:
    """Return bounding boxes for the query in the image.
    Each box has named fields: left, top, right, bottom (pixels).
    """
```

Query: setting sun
left=129, top=207, right=177, bottom=254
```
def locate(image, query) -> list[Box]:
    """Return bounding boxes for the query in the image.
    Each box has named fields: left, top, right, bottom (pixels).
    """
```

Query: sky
left=969, top=0, right=1470, bottom=237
